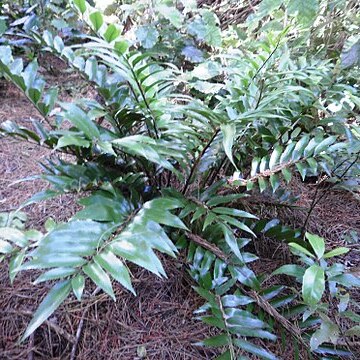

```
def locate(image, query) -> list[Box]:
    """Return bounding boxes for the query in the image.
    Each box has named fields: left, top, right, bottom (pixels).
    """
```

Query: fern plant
left=0, top=0, right=359, bottom=358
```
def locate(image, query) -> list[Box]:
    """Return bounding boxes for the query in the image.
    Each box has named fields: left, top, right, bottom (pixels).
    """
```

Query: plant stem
left=182, top=128, right=220, bottom=195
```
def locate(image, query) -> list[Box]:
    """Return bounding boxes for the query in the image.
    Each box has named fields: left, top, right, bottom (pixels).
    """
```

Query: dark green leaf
left=272, top=264, right=305, bottom=279
left=230, top=265, right=260, bottom=290
left=195, top=334, right=229, bottom=347
left=302, top=264, right=325, bottom=305
left=61, top=103, right=100, bottom=139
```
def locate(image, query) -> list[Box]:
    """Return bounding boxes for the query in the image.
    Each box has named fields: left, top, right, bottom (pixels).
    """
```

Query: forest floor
left=0, top=59, right=359, bottom=359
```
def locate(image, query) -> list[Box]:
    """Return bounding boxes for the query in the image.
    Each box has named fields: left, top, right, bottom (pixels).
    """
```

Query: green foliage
left=0, top=0, right=359, bottom=358
left=274, top=231, right=358, bottom=352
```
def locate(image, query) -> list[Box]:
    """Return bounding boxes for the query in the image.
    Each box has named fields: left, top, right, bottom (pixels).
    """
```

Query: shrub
left=0, top=0, right=359, bottom=358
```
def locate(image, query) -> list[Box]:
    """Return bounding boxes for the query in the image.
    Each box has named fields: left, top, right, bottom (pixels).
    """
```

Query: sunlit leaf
left=74, top=0, right=86, bottom=14
left=302, top=264, right=325, bottom=305
left=89, top=11, right=103, bottom=31
left=305, top=232, right=325, bottom=259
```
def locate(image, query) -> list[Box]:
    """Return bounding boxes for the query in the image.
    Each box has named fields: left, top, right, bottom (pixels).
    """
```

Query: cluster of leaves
left=0, top=0, right=359, bottom=358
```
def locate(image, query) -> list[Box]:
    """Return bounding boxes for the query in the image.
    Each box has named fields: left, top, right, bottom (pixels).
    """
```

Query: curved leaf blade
left=302, top=264, right=325, bottom=305
left=83, top=262, right=115, bottom=301
left=21, top=280, right=72, bottom=341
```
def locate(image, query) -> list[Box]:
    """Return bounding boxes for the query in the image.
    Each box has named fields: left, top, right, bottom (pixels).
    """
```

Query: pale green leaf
left=289, top=242, right=314, bottom=258
left=0, top=227, right=28, bottom=247
left=74, top=0, right=86, bottom=14
left=157, top=5, right=183, bottom=28
left=55, top=135, right=90, bottom=149
left=323, top=247, right=349, bottom=259
left=89, top=11, right=103, bottom=31
left=21, top=280, right=71, bottom=341
left=213, top=207, right=257, bottom=219
left=313, top=136, right=337, bottom=155
left=83, top=262, right=115, bottom=301
left=71, top=274, right=85, bottom=301
left=95, top=249, right=135, bottom=295
left=34, top=268, right=76, bottom=284
left=305, top=232, right=325, bottom=259
left=288, top=0, right=319, bottom=26
left=0, top=239, right=13, bottom=254
left=104, top=24, right=120, bottom=43
left=221, top=123, right=236, bottom=168
left=136, top=26, right=159, bottom=49
left=269, top=145, right=282, bottom=170
left=310, top=318, right=339, bottom=351
left=234, top=338, right=277, bottom=360
left=114, top=41, right=128, bottom=54
left=345, top=325, right=360, bottom=336
left=9, top=250, right=26, bottom=283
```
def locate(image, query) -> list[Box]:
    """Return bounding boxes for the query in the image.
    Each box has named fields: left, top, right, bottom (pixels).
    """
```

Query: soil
left=0, top=58, right=359, bottom=359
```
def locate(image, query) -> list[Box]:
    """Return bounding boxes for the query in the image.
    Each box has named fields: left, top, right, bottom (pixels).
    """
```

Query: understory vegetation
left=0, top=0, right=359, bottom=359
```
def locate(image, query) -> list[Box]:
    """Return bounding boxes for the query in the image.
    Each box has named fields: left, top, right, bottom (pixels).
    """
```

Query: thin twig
left=70, top=287, right=101, bottom=360
left=7, top=310, right=76, bottom=343
left=27, top=333, right=34, bottom=360
left=216, top=294, right=236, bottom=360
left=185, top=232, right=231, bottom=263
left=241, top=288, right=307, bottom=349
left=251, top=34, right=283, bottom=81
left=302, top=152, right=360, bottom=233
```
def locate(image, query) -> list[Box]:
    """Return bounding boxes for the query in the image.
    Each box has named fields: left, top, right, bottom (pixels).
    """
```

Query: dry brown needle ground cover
left=0, top=58, right=359, bottom=359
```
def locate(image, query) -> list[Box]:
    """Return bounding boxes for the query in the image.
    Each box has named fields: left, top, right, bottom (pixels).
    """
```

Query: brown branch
left=241, top=288, right=306, bottom=348
left=186, top=232, right=230, bottom=263
left=185, top=231, right=309, bottom=350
